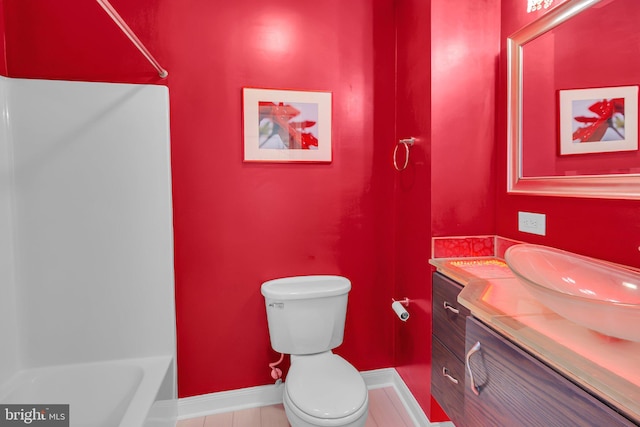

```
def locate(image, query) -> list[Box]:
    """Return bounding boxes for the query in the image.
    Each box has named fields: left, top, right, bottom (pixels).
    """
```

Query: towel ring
left=393, top=137, right=415, bottom=171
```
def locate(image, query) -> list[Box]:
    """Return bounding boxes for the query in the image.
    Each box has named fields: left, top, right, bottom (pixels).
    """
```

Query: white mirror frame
left=507, top=0, right=640, bottom=199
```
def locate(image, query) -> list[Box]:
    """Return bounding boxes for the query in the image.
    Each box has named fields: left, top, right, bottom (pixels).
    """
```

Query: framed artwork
left=559, top=85, right=638, bottom=155
left=242, top=88, right=332, bottom=162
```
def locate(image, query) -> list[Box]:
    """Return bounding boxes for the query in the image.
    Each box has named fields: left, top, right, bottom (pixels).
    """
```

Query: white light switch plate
left=518, top=211, right=546, bottom=236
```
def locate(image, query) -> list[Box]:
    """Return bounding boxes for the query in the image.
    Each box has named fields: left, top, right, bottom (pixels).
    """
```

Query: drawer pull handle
left=466, top=341, right=482, bottom=396
left=442, top=367, right=459, bottom=384
left=443, top=301, right=460, bottom=314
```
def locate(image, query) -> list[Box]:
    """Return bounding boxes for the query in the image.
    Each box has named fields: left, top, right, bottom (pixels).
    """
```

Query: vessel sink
left=505, top=244, right=640, bottom=342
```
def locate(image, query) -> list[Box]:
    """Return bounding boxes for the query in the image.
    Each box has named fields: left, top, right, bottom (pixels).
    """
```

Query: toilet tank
left=261, top=275, right=351, bottom=355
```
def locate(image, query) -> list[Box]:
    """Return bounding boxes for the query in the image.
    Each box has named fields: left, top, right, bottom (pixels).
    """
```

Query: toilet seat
left=284, top=388, right=368, bottom=427
left=285, top=352, right=368, bottom=425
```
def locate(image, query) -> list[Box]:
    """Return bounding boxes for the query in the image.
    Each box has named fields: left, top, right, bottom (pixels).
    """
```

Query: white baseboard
left=177, top=367, right=441, bottom=426
left=365, top=368, right=430, bottom=427
left=177, top=381, right=285, bottom=420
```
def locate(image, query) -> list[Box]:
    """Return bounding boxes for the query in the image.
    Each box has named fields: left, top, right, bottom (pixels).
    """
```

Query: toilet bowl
left=261, top=275, right=368, bottom=427
left=283, top=352, right=368, bottom=427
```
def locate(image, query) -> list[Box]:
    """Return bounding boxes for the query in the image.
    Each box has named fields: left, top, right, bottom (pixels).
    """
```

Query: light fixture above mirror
left=507, top=0, right=640, bottom=199
left=527, top=0, right=554, bottom=13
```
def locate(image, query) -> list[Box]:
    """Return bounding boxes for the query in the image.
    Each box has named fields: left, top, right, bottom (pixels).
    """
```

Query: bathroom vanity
left=430, top=260, right=640, bottom=427
left=431, top=273, right=469, bottom=425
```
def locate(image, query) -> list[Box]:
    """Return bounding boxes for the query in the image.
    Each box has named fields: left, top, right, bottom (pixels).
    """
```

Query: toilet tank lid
left=261, top=275, right=351, bottom=300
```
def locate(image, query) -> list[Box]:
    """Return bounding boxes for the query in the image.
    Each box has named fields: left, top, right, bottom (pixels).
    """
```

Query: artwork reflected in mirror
left=558, top=85, right=638, bottom=156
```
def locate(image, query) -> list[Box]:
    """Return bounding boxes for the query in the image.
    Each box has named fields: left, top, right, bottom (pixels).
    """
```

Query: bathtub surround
left=1, top=357, right=173, bottom=426
left=0, top=76, right=177, bottom=426
left=0, top=77, right=18, bottom=387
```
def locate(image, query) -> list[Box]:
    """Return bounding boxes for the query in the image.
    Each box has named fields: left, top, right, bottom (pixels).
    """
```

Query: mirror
left=507, top=0, right=640, bottom=199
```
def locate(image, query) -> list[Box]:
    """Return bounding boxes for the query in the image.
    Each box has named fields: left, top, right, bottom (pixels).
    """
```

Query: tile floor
left=177, top=386, right=416, bottom=427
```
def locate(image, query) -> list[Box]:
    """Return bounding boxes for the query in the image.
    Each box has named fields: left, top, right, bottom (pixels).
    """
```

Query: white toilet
left=261, top=275, right=369, bottom=427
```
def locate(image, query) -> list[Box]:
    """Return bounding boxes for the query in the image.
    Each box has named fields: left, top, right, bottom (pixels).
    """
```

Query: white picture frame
left=242, top=88, right=332, bottom=163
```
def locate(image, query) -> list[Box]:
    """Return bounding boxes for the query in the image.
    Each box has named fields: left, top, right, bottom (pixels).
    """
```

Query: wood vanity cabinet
left=431, top=271, right=638, bottom=427
left=431, top=272, right=470, bottom=426
left=465, top=317, right=636, bottom=426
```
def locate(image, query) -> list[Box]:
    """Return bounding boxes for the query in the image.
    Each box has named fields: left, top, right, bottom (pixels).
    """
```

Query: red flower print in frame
left=243, top=88, right=332, bottom=163
left=258, top=102, right=319, bottom=150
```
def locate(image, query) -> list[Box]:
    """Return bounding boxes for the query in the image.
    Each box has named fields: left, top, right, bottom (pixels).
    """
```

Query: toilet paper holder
left=392, top=297, right=410, bottom=307
left=391, top=297, right=410, bottom=321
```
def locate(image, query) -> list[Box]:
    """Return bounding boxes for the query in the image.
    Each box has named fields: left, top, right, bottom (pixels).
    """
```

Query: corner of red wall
left=0, top=0, right=7, bottom=76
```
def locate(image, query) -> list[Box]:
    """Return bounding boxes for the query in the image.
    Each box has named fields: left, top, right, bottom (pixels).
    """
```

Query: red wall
left=3, top=0, right=398, bottom=398
left=164, top=0, right=399, bottom=397
left=497, top=0, right=640, bottom=268
left=393, top=0, right=499, bottom=421
left=0, top=0, right=6, bottom=75
left=4, top=0, right=163, bottom=83
left=394, top=0, right=434, bottom=417
left=431, top=0, right=499, bottom=238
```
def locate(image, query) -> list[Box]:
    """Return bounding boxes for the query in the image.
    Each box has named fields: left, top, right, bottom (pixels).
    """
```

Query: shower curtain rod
left=96, top=0, right=168, bottom=78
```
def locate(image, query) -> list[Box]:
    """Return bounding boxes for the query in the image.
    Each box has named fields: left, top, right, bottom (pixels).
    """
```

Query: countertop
left=430, top=257, right=640, bottom=424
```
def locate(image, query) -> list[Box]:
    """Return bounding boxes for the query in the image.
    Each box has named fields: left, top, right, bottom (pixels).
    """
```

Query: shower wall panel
left=0, top=76, right=20, bottom=384
left=7, top=78, right=176, bottom=367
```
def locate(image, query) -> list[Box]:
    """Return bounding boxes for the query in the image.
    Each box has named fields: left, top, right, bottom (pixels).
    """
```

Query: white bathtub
left=0, top=355, right=175, bottom=427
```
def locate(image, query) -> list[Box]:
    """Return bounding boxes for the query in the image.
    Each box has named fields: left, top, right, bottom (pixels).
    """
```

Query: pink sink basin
left=505, top=244, right=640, bottom=342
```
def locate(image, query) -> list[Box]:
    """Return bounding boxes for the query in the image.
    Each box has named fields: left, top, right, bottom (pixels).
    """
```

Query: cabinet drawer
left=432, top=336, right=465, bottom=426
left=432, top=272, right=470, bottom=360
left=465, top=317, right=636, bottom=427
